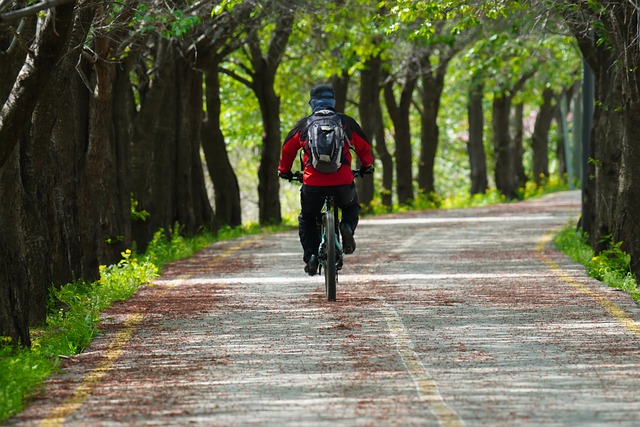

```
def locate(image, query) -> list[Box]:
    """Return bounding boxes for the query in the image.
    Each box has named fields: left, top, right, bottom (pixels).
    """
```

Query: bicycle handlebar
left=279, top=168, right=372, bottom=183
left=277, top=171, right=303, bottom=183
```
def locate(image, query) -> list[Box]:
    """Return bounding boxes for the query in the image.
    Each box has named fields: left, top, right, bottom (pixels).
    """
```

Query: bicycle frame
left=280, top=169, right=368, bottom=301
left=318, top=196, right=342, bottom=301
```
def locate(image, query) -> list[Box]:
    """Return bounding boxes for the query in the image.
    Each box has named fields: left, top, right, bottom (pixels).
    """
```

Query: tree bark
left=0, top=1, right=89, bottom=346
left=417, top=52, right=450, bottom=196
left=531, top=88, right=556, bottom=185
left=491, top=70, right=534, bottom=199
left=0, top=2, right=76, bottom=169
left=202, top=66, right=242, bottom=227
left=383, top=62, right=418, bottom=205
left=359, top=55, right=390, bottom=207
left=331, top=71, right=349, bottom=113
left=492, top=92, right=518, bottom=199
left=467, top=72, right=488, bottom=195
left=0, top=160, right=30, bottom=347
left=566, top=1, right=640, bottom=277
left=246, top=8, right=294, bottom=225
left=554, top=100, right=567, bottom=178
left=131, top=39, right=215, bottom=247
left=0, top=17, right=37, bottom=100
left=254, top=69, right=284, bottom=225
left=590, top=63, right=622, bottom=253
left=512, top=101, right=527, bottom=188
left=607, top=6, right=640, bottom=278
left=616, top=100, right=640, bottom=278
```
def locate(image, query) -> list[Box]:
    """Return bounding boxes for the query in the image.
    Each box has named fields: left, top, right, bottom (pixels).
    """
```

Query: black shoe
left=304, top=254, right=319, bottom=276
left=340, top=223, right=356, bottom=254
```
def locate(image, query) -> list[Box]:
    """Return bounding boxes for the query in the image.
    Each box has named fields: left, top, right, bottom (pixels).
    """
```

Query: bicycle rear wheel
left=323, top=211, right=337, bottom=301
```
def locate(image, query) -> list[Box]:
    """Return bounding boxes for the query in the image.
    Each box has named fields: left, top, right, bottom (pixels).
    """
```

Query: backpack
left=304, top=110, right=348, bottom=174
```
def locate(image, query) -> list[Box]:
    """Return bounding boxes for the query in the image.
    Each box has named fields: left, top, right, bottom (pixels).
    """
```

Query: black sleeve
left=283, top=116, right=309, bottom=144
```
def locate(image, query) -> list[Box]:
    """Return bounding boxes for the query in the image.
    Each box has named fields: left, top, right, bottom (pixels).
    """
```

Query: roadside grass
left=0, top=222, right=288, bottom=423
left=554, top=224, right=640, bottom=303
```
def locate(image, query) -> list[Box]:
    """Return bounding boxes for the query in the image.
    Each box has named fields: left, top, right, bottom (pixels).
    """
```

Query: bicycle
left=281, top=170, right=365, bottom=301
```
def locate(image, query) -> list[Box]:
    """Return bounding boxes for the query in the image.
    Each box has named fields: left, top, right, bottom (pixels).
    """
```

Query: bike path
left=9, top=190, right=640, bottom=426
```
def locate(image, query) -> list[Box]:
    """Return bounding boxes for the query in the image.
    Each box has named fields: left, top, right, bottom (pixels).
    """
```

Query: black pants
left=298, top=184, right=359, bottom=263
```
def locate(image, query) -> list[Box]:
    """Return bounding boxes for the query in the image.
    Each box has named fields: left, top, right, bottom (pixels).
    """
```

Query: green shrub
left=554, top=225, right=640, bottom=302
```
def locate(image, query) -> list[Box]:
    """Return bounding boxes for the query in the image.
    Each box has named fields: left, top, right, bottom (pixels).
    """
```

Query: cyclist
left=278, top=84, right=374, bottom=276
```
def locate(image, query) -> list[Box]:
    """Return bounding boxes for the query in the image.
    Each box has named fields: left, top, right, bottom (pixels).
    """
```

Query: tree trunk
left=132, top=39, right=215, bottom=248
left=0, top=2, right=91, bottom=345
left=417, top=53, right=449, bottom=196
left=0, top=17, right=37, bottom=100
left=0, top=159, right=30, bottom=347
left=492, top=92, right=518, bottom=199
left=331, top=71, right=349, bottom=112
left=383, top=65, right=417, bottom=205
left=555, top=102, right=567, bottom=179
left=590, top=67, right=622, bottom=253
left=467, top=73, right=488, bottom=195
left=512, top=101, right=527, bottom=188
left=175, top=65, right=216, bottom=235
left=608, top=6, right=640, bottom=279
left=202, top=67, right=242, bottom=227
left=255, top=71, right=284, bottom=225
left=76, top=29, right=132, bottom=276
left=359, top=54, right=391, bottom=207
left=616, top=100, right=640, bottom=278
left=531, top=88, right=556, bottom=185
left=0, top=2, right=76, bottom=169
left=247, top=8, right=294, bottom=225
left=566, top=2, right=634, bottom=267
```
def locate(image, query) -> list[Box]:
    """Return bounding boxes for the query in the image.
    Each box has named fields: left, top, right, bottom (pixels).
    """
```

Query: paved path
left=9, top=191, right=640, bottom=426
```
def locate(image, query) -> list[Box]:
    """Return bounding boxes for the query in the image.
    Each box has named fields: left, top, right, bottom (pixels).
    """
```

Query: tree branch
left=0, top=0, right=76, bottom=23
left=218, top=65, right=253, bottom=88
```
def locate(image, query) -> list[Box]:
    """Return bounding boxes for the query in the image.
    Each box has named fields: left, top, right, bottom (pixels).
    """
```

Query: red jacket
left=278, top=111, right=374, bottom=186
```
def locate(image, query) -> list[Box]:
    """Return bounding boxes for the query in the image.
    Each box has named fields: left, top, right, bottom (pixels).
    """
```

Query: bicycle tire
left=323, top=211, right=337, bottom=301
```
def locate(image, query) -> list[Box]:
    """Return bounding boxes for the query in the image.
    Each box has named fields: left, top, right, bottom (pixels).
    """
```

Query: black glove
left=360, top=165, right=374, bottom=175
left=279, top=171, right=294, bottom=181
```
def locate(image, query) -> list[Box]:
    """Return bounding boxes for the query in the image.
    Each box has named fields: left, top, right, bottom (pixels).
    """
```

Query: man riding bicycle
left=278, top=84, right=374, bottom=276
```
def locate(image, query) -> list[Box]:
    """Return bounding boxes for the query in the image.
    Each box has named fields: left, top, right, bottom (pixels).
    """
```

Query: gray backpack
left=305, top=110, right=347, bottom=174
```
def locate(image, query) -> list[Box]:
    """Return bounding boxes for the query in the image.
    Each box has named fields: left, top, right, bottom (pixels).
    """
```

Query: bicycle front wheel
left=323, top=211, right=337, bottom=301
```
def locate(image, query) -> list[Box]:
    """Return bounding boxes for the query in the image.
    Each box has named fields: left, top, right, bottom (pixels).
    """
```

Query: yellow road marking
left=41, top=235, right=263, bottom=426
left=381, top=305, right=465, bottom=427
left=41, top=313, right=142, bottom=427
left=537, top=232, right=640, bottom=337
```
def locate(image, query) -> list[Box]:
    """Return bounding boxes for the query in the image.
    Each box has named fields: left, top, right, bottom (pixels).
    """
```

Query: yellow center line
left=41, top=235, right=263, bottom=426
left=537, top=232, right=640, bottom=337
left=381, top=305, right=465, bottom=427
left=40, top=313, right=142, bottom=427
